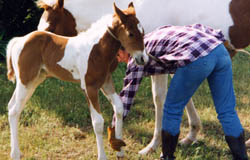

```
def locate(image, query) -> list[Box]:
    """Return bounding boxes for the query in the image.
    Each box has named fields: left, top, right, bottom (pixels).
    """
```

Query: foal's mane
left=79, top=5, right=136, bottom=37
left=78, top=14, right=113, bottom=38
left=36, top=0, right=57, bottom=9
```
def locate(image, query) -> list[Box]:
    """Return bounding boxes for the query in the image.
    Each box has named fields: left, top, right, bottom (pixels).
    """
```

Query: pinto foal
left=7, top=3, right=148, bottom=160
left=37, top=0, right=203, bottom=154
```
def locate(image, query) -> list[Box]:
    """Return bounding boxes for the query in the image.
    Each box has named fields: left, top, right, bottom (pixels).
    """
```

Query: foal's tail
left=6, top=38, right=18, bottom=83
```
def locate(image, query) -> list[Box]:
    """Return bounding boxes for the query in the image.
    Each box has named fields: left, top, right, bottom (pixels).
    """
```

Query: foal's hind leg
left=139, top=74, right=168, bottom=155
left=9, top=76, right=45, bottom=160
left=85, top=86, right=106, bottom=160
left=101, top=75, right=124, bottom=158
left=179, top=99, right=201, bottom=145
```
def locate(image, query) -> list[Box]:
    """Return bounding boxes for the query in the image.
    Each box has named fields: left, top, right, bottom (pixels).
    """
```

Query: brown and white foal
left=6, top=3, right=148, bottom=160
left=37, top=0, right=202, bottom=152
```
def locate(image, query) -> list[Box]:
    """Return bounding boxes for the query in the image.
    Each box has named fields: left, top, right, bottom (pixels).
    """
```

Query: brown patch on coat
left=84, top=28, right=122, bottom=113
left=38, top=0, right=77, bottom=36
left=229, top=0, right=250, bottom=48
left=18, top=31, right=78, bottom=85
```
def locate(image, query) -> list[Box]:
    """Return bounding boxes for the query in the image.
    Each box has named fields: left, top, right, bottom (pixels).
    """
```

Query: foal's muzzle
left=133, top=50, right=149, bottom=65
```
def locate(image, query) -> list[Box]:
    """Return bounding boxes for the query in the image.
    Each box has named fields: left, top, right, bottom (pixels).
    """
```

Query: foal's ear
left=113, top=3, right=127, bottom=23
left=128, top=2, right=136, bottom=15
left=36, top=0, right=50, bottom=10
left=54, top=0, right=64, bottom=10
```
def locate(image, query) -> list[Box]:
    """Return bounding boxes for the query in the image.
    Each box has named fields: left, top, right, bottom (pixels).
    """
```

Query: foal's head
left=111, top=2, right=148, bottom=65
left=37, top=0, right=77, bottom=36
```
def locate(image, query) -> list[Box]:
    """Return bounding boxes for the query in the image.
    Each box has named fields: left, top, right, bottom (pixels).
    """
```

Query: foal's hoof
left=107, top=126, right=126, bottom=151
left=138, top=138, right=160, bottom=155
left=11, top=150, right=21, bottom=160
left=179, top=137, right=196, bottom=146
left=138, top=146, right=155, bottom=155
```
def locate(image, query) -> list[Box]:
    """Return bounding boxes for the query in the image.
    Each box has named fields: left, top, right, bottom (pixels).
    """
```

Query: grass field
left=0, top=51, right=249, bottom=160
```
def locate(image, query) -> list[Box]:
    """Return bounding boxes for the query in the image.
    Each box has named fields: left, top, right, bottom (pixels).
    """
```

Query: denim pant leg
left=162, top=48, right=217, bottom=136
left=207, top=45, right=243, bottom=137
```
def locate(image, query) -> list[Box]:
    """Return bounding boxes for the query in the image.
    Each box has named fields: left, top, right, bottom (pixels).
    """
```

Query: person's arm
left=120, top=60, right=144, bottom=118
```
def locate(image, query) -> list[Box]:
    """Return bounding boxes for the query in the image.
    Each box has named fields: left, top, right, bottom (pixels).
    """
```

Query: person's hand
left=117, top=49, right=130, bottom=63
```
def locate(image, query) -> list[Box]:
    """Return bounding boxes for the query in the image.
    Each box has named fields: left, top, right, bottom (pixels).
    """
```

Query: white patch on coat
left=37, top=18, right=50, bottom=31
left=59, top=0, right=232, bottom=40
left=41, top=0, right=57, bottom=7
left=57, top=15, right=113, bottom=90
left=135, top=0, right=233, bottom=39
left=137, top=23, right=144, bottom=34
left=109, top=93, right=124, bottom=117
left=88, top=101, right=106, bottom=159
left=63, top=0, right=130, bottom=32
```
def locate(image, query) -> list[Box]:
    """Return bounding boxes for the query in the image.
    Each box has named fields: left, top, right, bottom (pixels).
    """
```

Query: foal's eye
left=128, top=32, right=134, bottom=37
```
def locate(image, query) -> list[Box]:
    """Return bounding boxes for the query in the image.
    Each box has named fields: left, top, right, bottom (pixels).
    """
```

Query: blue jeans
left=162, top=44, right=244, bottom=137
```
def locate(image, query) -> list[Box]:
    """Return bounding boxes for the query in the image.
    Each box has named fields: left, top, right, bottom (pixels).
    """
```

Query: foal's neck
left=99, top=31, right=121, bottom=62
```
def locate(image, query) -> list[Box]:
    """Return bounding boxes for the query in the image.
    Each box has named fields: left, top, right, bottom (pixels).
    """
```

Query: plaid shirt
left=120, top=24, right=226, bottom=117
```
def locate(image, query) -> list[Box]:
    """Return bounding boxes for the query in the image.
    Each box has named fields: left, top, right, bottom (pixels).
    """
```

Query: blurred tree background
left=0, top=0, right=42, bottom=60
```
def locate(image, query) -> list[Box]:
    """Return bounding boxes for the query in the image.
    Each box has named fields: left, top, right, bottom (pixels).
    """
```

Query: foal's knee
left=112, top=95, right=124, bottom=119
left=8, top=106, right=19, bottom=118
left=153, top=93, right=165, bottom=105
left=115, top=103, right=124, bottom=119
left=92, top=114, right=104, bottom=134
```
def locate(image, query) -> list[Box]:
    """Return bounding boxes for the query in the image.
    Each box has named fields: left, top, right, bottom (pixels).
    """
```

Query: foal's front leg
left=85, top=86, right=106, bottom=160
left=101, top=75, right=124, bottom=158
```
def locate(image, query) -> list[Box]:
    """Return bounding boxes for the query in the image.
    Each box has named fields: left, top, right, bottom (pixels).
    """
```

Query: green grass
left=0, top=52, right=249, bottom=160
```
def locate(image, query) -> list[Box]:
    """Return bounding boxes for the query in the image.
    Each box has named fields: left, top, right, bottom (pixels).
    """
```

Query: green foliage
left=0, top=0, right=42, bottom=58
left=0, top=32, right=7, bottom=58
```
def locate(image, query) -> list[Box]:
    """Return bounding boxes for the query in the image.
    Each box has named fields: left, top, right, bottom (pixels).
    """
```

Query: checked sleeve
left=119, top=59, right=145, bottom=118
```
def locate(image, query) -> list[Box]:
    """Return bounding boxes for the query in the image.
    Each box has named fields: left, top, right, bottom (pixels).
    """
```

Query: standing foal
left=7, top=3, right=148, bottom=160
left=36, top=0, right=202, bottom=154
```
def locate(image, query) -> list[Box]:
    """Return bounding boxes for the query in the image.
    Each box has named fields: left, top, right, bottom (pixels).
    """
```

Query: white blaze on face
left=37, top=18, right=50, bottom=31
left=137, top=23, right=144, bottom=34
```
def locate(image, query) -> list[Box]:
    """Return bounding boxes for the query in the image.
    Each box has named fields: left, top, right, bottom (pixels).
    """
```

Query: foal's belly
left=56, top=36, right=93, bottom=89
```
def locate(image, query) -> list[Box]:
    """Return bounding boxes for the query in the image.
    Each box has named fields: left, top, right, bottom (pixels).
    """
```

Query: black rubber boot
left=225, top=131, right=248, bottom=160
left=160, top=130, right=179, bottom=160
